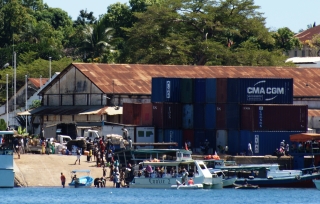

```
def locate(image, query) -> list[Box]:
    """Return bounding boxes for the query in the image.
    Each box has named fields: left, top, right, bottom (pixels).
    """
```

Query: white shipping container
left=135, top=127, right=155, bottom=149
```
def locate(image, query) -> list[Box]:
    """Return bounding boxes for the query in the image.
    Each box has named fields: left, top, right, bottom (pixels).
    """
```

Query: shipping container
left=216, top=103, right=227, bottom=129
left=182, top=104, right=194, bottom=129
left=133, top=103, right=142, bottom=125
left=194, top=78, right=206, bottom=103
left=193, top=130, right=216, bottom=154
left=228, top=78, right=293, bottom=104
left=227, top=130, right=240, bottom=155
left=194, top=104, right=205, bottom=129
left=182, top=129, right=194, bottom=150
left=135, top=127, right=155, bottom=149
left=122, top=103, right=134, bottom=124
left=205, top=104, right=216, bottom=129
left=180, top=78, right=194, bottom=103
left=206, top=78, right=217, bottom=103
left=151, top=77, right=181, bottom=103
left=226, top=104, right=240, bottom=129
left=239, top=130, right=304, bottom=156
left=152, top=103, right=182, bottom=129
left=216, top=78, right=228, bottom=103
left=141, top=103, right=153, bottom=126
left=240, top=104, right=308, bottom=131
left=162, top=129, right=183, bottom=149
left=216, top=130, right=228, bottom=153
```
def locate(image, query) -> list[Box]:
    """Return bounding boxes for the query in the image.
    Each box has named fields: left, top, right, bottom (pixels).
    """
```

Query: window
left=302, top=50, right=305, bottom=57
left=138, top=131, right=144, bottom=137
left=146, top=131, right=153, bottom=137
left=294, top=50, right=298, bottom=57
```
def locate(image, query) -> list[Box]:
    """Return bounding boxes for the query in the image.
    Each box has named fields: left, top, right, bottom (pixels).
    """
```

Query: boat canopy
left=290, top=133, right=320, bottom=142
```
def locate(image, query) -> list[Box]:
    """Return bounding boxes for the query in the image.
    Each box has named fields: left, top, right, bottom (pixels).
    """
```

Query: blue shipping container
left=151, top=77, right=181, bottom=103
left=226, top=104, right=240, bottom=129
left=227, top=130, right=240, bottom=155
left=194, top=78, right=206, bottom=104
left=205, top=130, right=216, bottom=153
left=164, top=129, right=183, bottom=149
left=205, top=104, right=216, bottom=129
left=239, top=130, right=303, bottom=156
left=194, top=104, right=205, bottom=129
left=206, top=78, right=217, bottom=103
left=194, top=130, right=216, bottom=154
left=227, top=78, right=293, bottom=104
left=182, top=104, right=194, bottom=129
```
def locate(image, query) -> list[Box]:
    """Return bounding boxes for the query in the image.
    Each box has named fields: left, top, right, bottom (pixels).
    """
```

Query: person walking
left=60, top=172, right=66, bottom=188
left=74, top=148, right=81, bottom=165
left=248, top=142, right=253, bottom=156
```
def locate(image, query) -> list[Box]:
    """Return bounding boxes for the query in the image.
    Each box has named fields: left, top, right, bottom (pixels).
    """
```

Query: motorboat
left=171, top=180, right=203, bottom=189
left=129, top=149, right=214, bottom=189
left=205, top=160, right=237, bottom=188
left=234, top=184, right=259, bottom=189
left=313, top=179, right=320, bottom=190
left=208, top=160, right=320, bottom=188
left=68, top=170, right=94, bottom=188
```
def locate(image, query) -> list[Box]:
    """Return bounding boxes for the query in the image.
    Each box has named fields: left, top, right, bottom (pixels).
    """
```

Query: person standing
left=74, top=148, right=81, bottom=165
left=120, top=139, right=125, bottom=151
left=41, top=139, right=46, bottom=155
left=122, top=127, right=128, bottom=140
left=204, top=139, right=210, bottom=155
left=128, top=136, right=132, bottom=150
left=103, top=166, right=107, bottom=177
left=60, top=172, right=66, bottom=188
left=248, top=142, right=253, bottom=156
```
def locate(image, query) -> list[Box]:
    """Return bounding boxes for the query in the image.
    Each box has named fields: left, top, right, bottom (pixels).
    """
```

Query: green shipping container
left=180, top=78, right=194, bottom=103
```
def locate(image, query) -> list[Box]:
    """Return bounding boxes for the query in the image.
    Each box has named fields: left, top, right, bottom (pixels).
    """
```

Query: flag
left=215, top=151, right=218, bottom=156
left=185, top=142, right=188, bottom=150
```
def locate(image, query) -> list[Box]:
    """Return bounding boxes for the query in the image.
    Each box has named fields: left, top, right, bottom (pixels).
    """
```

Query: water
left=1, top=187, right=320, bottom=204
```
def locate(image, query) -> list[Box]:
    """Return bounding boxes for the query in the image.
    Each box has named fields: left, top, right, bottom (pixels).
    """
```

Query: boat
left=0, top=131, right=15, bottom=188
left=171, top=181, right=203, bottom=190
left=313, top=179, right=320, bottom=190
left=128, top=149, right=217, bottom=189
left=68, top=170, right=94, bottom=188
left=234, top=184, right=259, bottom=189
left=205, top=160, right=237, bottom=188
left=209, top=160, right=320, bottom=188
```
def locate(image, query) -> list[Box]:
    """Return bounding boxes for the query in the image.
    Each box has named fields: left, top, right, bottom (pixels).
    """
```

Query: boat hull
left=223, top=177, right=237, bottom=188
left=235, top=173, right=320, bottom=188
left=171, top=184, right=203, bottom=189
left=235, top=184, right=259, bottom=189
left=313, top=179, right=320, bottom=190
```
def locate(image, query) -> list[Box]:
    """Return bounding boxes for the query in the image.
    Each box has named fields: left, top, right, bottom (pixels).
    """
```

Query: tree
left=272, top=27, right=301, bottom=53
left=81, top=20, right=115, bottom=62
left=74, top=9, right=97, bottom=27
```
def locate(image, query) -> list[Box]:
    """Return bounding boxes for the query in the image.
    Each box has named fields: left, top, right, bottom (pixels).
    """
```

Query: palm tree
left=81, top=20, right=115, bottom=62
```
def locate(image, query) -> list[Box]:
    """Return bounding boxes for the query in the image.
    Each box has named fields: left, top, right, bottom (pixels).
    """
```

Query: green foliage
left=0, top=119, right=7, bottom=131
left=272, top=27, right=301, bottom=53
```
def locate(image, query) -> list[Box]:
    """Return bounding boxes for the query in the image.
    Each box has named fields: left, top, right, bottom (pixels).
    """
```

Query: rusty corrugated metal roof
left=72, top=63, right=320, bottom=97
left=29, top=78, right=49, bottom=88
left=308, top=109, right=320, bottom=117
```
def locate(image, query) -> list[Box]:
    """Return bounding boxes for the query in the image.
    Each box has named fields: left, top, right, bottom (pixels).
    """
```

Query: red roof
left=295, top=25, right=320, bottom=42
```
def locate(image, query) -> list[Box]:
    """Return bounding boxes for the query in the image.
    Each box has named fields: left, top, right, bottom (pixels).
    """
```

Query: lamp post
left=14, top=52, right=16, bottom=124
left=49, top=57, right=51, bottom=81
left=6, top=74, right=8, bottom=127
left=25, top=75, right=28, bottom=132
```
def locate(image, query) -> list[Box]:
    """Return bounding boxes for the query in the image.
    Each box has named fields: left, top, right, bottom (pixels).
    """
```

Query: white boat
left=0, top=131, right=15, bottom=188
left=171, top=181, right=203, bottom=189
left=129, top=149, right=214, bottom=189
left=313, top=179, right=320, bottom=190
left=205, top=160, right=237, bottom=187
left=206, top=159, right=320, bottom=188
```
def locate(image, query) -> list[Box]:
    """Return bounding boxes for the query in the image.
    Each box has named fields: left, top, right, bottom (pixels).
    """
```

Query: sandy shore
left=14, top=153, right=114, bottom=187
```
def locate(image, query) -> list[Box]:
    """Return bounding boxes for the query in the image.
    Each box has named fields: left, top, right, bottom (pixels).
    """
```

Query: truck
left=57, top=135, right=72, bottom=145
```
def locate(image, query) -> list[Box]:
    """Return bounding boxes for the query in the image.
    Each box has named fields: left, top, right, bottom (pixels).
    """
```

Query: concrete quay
left=14, top=153, right=114, bottom=187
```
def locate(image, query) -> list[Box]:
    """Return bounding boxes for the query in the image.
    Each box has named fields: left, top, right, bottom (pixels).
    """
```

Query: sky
left=43, top=0, right=320, bottom=33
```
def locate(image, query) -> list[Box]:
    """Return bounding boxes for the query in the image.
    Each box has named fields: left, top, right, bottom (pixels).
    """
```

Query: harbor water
left=1, top=187, right=320, bottom=204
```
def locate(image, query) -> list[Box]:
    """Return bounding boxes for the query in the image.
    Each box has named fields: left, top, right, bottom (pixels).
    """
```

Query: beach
left=14, top=153, right=114, bottom=187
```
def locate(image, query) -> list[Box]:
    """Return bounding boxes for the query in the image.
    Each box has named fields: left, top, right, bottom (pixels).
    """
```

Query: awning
left=103, top=107, right=123, bottom=115
left=17, top=110, right=31, bottom=116
left=79, top=106, right=123, bottom=115
left=290, top=133, right=320, bottom=142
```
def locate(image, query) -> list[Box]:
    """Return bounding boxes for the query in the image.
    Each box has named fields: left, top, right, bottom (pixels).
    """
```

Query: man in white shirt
left=248, top=142, right=253, bottom=156
left=122, top=127, right=128, bottom=140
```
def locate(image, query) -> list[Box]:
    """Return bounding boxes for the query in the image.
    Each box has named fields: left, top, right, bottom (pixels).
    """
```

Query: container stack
left=150, top=77, right=308, bottom=155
